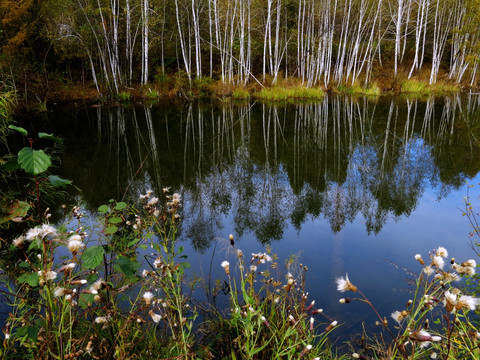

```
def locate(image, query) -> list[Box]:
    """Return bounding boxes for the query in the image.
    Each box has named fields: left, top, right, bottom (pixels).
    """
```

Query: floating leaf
left=17, top=272, right=39, bottom=287
left=82, top=245, right=105, bottom=269
left=18, top=147, right=51, bottom=175
left=48, top=175, right=72, bottom=187
left=38, top=132, right=62, bottom=143
left=8, top=125, right=28, bottom=136
left=114, top=257, right=139, bottom=277
left=108, top=217, right=123, bottom=224
left=98, top=205, right=109, bottom=214
left=105, top=225, right=118, bottom=234
left=114, top=202, right=127, bottom=210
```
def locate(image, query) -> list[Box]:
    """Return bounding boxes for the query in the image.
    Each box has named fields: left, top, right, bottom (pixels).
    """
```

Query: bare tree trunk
left=192, top=0, right=202, bottom=78
left=175, top=0, right=192, bottom=81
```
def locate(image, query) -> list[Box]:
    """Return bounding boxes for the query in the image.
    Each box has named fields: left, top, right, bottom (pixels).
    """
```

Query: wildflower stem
left=358, top=290, right=396, bottom=339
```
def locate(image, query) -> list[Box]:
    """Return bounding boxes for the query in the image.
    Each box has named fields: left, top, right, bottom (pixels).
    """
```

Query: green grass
left=401, top=79, right=460, bottom=95
left=430, top=83, right=459, bottom=93
left=145, top=88, right=160, bottom=98
left=117, top=91, right=132, bottom=102
left=348, top=83, right=381, bottom=96
left=0, top=90, right=17, bottom=138
left=254, top=86, right=324, bottom=101
left=232, top=88, right=250, bottom=100
left=401, top=79, right=428, bottom=93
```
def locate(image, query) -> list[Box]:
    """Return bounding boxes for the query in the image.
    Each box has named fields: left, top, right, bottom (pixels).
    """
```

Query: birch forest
left=1, top=0, right=480, bottom=94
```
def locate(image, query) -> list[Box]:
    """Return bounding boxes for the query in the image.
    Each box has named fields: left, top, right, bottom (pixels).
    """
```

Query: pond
left=9, top=93, right=480, bottom=339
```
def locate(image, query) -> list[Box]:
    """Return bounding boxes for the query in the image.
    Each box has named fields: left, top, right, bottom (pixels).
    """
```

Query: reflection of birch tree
left=59, top=95, right=480, bottom=243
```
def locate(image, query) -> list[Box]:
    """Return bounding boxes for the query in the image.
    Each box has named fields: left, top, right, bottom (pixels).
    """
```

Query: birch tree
left=408, top=0, right=430, bottom=78
left=430, top=0, right=453, bottom=84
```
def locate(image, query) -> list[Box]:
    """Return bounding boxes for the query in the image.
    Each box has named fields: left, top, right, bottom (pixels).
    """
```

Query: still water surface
left=24, top=93, right=480, bottom=337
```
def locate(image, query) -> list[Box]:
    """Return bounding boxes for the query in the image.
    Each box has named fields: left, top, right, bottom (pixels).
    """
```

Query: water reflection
left=52, top=94, right=480, bottom=250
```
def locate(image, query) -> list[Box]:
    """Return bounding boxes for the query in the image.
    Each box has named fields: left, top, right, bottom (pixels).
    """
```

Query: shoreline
left=7, top=73, right=479, bottom=114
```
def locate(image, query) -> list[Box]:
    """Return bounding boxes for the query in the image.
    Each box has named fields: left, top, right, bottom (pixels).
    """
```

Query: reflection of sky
left=178, top=172, right=480, bottom=340
left=8, top=95, right=480, bottom=343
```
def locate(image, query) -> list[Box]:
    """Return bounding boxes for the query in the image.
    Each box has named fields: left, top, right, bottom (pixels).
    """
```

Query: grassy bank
left=401, top=79, right=459, bottom=94
left=2, top=67, right=473, bottom=114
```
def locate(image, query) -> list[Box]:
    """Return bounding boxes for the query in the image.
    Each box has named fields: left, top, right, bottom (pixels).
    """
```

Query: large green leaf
left=48, top=175, right=72, bottom=187
left=82, top=245, right=105, bottom=269
left=17, top=147, right=51, bottom=175
left=8, top=125, right=28, bottom=136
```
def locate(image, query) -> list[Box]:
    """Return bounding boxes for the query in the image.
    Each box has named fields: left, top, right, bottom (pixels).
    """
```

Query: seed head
left=221, top=261, right=230, bottom=276
left=435, top=247, right=448, bottom=258
left=143, top=291, right=154, bottom=305
left=336, top=274, right=357, bottom=292
left=68, top=236, right=85, bottom=254
left=415, top=254, right=425, bottom=265
left=432, top=256, right=445, bottom=270
left=12, top=236, right=25, bottom=247
left=461, top=259, right=476, bottom=268
left=149, top=310, right=162, bottom=323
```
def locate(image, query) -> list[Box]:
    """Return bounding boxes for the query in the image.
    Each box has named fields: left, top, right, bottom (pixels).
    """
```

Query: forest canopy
left=1, top=0, right=480, bottom=96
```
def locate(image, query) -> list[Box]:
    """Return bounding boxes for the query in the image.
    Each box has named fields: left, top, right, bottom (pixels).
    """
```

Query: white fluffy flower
left=149, top=310, right=162, bottom=323
left=423, top=266, right=434, bottom=276
left=221, top=261, right=230, bottom=275
left=26, top=227, right=43, bottom=241
left=435, top=247, right=448, bottom=258
left=91, top=279, right=105, bottom=291
left=143, top=291, right=154, bottom=305
left=95, top=316, right=107, bottom=324
left=12, top=236, right=25, bottom=247
left=415, top=254, right=425, bottom=265
left=53, top=287, right=66, bottom=297
left=462, top=259, right=476, bottom=268
left=335, top=274, right=357, bottom=292
left=432, top=256, right=445, bottom=269
left=147, top=197, right=159, bottom=206
left=40, top=224, right=58, bottom=238
left=38, top=270, right=57, bottom=285
left=67, top=238, right=85, bottom=254
left=457, top=295, right=480, bottom=311
left=391, top=310, right=406, bottom=325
